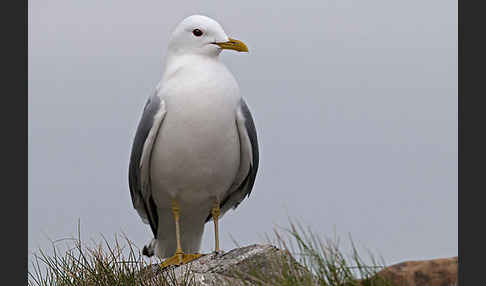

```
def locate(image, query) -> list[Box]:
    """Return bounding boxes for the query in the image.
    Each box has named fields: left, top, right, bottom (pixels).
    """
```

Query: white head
left=167, top=15, right=248, bottom=58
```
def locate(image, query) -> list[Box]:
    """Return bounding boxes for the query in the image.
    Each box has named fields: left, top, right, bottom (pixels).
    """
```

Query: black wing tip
left=142, top=245, right=154, bottom=257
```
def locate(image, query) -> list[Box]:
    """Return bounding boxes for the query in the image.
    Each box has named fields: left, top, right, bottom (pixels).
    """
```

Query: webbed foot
left=160, top=251, right=202, bottom=268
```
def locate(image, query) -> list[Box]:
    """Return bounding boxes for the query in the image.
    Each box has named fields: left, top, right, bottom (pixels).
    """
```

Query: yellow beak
left=214, top=38, right=249, bottom=52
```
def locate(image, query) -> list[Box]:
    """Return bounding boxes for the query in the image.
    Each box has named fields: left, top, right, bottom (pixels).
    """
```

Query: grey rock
left=142, top=244, right=311, bottom=285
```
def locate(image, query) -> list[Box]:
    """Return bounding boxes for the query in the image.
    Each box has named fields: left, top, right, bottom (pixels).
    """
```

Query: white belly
left=149, top=91, right=240, bottom=212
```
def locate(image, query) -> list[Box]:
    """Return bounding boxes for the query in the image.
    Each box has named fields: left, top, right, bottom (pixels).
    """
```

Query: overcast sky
left=29, top=0, right=457, bottom=269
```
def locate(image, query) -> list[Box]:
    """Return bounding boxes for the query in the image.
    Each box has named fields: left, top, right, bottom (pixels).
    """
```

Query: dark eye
left=192, top=29, right=203, bottom=37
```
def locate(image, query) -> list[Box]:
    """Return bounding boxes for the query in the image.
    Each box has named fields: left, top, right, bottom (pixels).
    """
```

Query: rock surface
left=143, top=244, right=309, bottom=285
left=142, top=244, right=458, bottom=286
left=375, top=256, right=458, bottom=286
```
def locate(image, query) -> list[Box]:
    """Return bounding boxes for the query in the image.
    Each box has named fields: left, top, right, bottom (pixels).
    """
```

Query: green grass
left=28, top=222, right=396, bottom=286
left=245, top=221, right=395, bottom=285
left=28, top=223, right=196, bottom=286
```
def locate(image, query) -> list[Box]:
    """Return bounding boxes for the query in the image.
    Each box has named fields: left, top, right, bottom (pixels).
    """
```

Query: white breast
left=150, top=55, right=241, bottom=210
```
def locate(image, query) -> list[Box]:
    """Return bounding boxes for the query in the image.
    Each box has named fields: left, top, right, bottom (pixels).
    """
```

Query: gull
left=128, top=15, right=259, bottom=268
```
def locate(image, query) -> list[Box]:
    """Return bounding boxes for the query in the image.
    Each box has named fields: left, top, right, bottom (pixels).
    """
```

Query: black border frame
left=5, top=0, right=28, bottom=283
left=459, top=0, right=482, bottom=285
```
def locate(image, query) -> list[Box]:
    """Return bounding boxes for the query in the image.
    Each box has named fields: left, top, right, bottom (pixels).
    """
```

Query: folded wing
left=128, top=93, right=166, bottom=236
left=207, top=98, right=259, bottom=221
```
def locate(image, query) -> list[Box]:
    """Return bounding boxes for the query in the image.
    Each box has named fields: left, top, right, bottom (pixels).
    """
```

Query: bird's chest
left=149, top=83, right=241, bottom=202
left=162, top=91, right=239, bottom=151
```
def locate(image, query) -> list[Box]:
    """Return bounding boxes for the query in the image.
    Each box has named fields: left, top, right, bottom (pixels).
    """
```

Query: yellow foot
left=160, top=252, right=203, bottom=268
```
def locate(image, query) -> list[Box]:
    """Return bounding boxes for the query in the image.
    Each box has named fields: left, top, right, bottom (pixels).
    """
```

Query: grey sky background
left=28, top=0, right=457, bottom=268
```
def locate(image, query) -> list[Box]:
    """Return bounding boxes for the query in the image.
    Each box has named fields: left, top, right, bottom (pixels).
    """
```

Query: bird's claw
left=213, top=250, right=225, bottom=257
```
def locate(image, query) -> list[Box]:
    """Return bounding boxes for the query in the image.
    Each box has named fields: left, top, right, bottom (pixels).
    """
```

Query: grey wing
left=128, top=92, right=166, bottom=236
left=207, top=98, right=259, bottom=221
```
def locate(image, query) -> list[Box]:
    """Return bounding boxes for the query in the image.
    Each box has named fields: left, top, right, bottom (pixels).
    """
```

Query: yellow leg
left=173, top=200, right=184, bottom=264
left=160, top=200, right=202, bottom=268
left=212, top=201, right=221, bottom=253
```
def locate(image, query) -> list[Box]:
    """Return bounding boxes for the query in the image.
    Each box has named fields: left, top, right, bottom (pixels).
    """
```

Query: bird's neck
left=162, top=53, right=221, bottom=82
